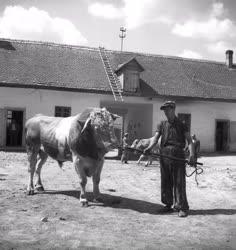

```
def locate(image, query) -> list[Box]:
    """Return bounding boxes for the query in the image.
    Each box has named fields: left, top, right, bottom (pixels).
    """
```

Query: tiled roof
left=0, top=39, right=110, bottom=92
left=107, top=50, right=236, bottom=100
left=1, top=38, right=236, bottom=100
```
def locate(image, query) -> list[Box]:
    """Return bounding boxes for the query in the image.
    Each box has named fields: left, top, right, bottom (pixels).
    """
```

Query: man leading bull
left=144, top=101, right=195, bottom=217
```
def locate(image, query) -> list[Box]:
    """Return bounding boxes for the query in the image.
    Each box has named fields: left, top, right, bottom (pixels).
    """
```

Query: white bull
left=131, top=136, right=160, bottom=167
left=25, top=107, right=119, bottom=206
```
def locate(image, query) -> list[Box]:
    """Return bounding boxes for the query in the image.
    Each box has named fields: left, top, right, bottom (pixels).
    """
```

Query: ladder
left=99, top=47, right=123, bottom=102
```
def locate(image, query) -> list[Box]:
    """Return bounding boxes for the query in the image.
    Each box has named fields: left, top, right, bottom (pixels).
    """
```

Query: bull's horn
left=81, top=118, right=91, bottom=133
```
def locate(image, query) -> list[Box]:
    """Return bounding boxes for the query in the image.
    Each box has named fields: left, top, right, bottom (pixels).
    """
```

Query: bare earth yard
left=0, top=152, right=236, bottom=250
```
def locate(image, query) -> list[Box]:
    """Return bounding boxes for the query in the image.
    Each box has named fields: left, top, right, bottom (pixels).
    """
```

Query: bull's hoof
left=35, top=185, right=45, bottom=192
left=27, top=189, right=34, bottom=195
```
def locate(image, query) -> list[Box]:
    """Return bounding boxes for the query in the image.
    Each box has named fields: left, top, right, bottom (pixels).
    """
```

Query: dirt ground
left=0, top=152, right=236, bottom=250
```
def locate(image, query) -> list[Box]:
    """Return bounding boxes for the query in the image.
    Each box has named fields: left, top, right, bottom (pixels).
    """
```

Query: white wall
left=0, top=87, right=107, bottom=148
left=1, top=87, right=236, bottom=152
left=0, top=87, right=103, bottom=120
left=152, top=99, right=236, bottom=152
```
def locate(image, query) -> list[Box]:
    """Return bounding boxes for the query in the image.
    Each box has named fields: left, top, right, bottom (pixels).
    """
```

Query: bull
left=25, top=107, right=119, bottom=206
left=131, top=136, right=160, bottom=167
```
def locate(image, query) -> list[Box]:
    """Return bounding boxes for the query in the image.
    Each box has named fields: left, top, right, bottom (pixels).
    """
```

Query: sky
left=0, top=0, right=236, bottom=62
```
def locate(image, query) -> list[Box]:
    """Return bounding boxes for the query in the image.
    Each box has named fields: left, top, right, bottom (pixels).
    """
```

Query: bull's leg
left=150, top=158, right=153, bottom=165
left=35, top=150, right=48, bottom=192
left=27, top=150, right=38, bottom=195
left=137, top=154, right=145, bottom=164
left=74, top=157, right=88, bottom=206
left=92, top=159, right=104, bottom=203
left=146, top=156, right=153, bottom=166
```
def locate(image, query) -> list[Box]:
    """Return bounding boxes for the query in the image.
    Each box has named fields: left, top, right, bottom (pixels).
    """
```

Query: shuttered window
left=55, top=106, right=71, bottom=117
left=124, top=70, right=139, bottom=92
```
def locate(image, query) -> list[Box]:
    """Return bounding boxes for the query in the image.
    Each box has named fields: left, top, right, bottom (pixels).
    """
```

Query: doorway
left=215, top=120, right=229, bottom=152
left=6, top=110, right=24, bottom=147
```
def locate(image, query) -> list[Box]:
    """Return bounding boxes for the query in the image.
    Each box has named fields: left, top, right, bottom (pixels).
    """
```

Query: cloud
left=0, top=6, right=87, bottom=45
left=172, top=2, right=236, bottom=41
left=156, top=15, right=173, bottom=25
left=88, top=0, right=171, bottom=29
left=206, top=41, right=235, bottom=54
left=178, top=49, right=203, bottom=59
left=88, top=3, right=122, bottom=19
left=122, top=0, right=157, bottom=29
left=211, top=2, right=224, bottom=17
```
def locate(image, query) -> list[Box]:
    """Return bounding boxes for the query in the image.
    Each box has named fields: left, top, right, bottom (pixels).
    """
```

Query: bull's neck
left=95, top=140, right=108, bottom=158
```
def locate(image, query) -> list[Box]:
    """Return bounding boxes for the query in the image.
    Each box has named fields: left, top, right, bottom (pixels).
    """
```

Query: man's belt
left=163, top=141, right=185, bottom=148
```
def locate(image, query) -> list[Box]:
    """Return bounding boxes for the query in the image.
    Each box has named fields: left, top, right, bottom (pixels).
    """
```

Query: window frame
left=55, top=106, right=71, bottom=117
left=124, top=70, right=140, bottom=92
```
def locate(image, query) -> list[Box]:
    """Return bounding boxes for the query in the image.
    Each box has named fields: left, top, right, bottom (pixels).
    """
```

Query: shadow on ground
left=40, top=190, right=236, bottom=216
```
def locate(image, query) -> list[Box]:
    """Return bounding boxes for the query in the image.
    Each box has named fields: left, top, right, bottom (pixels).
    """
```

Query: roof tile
left=1, top=38, right=236, bottom=100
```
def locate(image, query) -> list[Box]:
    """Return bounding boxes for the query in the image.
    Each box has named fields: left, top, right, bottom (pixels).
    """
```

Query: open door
left=0, top=109, right=6, bottom=147
left=6, top=110, right=24, bottom=147
left=215, top=120, right=229, bottom=152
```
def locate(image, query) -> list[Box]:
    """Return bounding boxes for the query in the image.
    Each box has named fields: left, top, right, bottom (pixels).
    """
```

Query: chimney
left=226, top=50, right=233, bottom=68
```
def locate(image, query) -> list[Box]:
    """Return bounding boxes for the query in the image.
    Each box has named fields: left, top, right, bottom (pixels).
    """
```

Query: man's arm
left=143, top=131, right=161, bottom=154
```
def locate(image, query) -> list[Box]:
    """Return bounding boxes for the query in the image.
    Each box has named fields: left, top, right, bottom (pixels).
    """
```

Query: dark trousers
left=121, top=149, right=129, bottom=163
left=160, top=146, right=189, bottom=211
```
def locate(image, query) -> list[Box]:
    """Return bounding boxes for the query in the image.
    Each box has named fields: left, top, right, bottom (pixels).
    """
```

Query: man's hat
left=160, top=101, right=176, bottom=110
left=124, top=133, right=128, bottom=137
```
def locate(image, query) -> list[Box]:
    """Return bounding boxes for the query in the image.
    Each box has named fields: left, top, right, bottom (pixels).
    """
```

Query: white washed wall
left=1, top=87, right=236, bottom=152
left=0, top=87, right=105, bottom=120
left=151, top=99, right=236, bottom=152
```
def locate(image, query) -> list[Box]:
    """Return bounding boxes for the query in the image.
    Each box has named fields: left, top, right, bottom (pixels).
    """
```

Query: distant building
left=0, top=38, right=236, bottom=152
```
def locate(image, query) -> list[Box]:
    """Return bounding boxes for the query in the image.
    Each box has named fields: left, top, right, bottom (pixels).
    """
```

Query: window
left=6, top=110, right=24, bottom=147
left=124, top=70, right=139, bottom=92
left=55, top=106, right=71, bottom=117
left=178, top=113, right=191, bottom=132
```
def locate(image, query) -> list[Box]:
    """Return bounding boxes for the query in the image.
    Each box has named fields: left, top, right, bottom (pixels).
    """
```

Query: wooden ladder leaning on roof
left=99, top=47, right=124, bottom=102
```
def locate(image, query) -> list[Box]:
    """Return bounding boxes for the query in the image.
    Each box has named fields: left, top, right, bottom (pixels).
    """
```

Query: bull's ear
left=111, top=113, right=120, bottom=121
left=81, top=118, right=91, bottom=133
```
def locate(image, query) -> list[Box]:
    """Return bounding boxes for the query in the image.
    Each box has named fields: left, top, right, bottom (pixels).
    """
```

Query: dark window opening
left=55, top=106, right=71, bottom=117
left=6, top=110, right=23, bottom=147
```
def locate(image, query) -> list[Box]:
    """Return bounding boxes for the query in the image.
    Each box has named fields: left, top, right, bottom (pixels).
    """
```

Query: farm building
left=0, top=38, right=236, bottom=153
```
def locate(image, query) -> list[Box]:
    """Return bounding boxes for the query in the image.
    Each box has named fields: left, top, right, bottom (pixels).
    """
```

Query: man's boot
left=178, top=210, right=188, bottom=217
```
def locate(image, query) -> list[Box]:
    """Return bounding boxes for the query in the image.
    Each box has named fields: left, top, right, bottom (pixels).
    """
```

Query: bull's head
left=130, top=139, right=140, bottom=155
left=131, top=139, right=139, bottom=149
left=81, top=107, right=120, bottom=151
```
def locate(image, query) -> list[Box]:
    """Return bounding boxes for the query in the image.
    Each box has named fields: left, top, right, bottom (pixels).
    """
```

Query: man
left=144, top=101, right=195, bottom=217
left=121, top=133, right=129, bottom=164
left=184, top=134, right=200, bottom=160
left=191, top=134, right=200, bottom=161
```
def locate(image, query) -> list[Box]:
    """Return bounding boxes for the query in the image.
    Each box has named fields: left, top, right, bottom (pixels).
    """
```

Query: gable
left=116, top=57, right=144, bottom=73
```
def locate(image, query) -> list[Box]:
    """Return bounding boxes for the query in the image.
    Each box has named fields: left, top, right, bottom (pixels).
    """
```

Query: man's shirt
left=157, top=117, right=187, bottom=149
